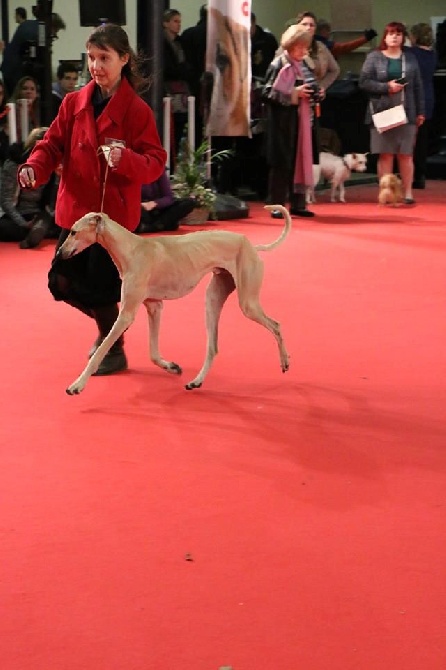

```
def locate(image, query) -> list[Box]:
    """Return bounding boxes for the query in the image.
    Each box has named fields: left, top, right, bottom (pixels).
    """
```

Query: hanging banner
left=205, top=0, right=252, bottom=137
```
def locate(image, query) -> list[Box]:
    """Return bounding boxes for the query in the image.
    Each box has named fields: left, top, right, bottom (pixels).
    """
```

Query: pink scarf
left=272, top=53, right=313, bottom=188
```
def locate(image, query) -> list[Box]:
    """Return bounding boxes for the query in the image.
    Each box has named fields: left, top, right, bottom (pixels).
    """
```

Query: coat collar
left=72, top=77, right=134, bottom=125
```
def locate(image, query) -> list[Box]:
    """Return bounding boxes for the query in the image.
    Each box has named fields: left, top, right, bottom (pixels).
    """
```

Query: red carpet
left=1, top=181, right=446, bottom=669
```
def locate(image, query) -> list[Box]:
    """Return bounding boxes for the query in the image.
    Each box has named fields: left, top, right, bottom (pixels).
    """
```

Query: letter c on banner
left=241, top=1, right=249, bottom=16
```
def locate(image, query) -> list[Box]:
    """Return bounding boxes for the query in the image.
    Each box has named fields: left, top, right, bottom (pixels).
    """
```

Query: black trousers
left=48, top=229, right=121, bottom=316
left=267, top=125, right=319, bottom=207
left=136, top=198, right=195, bottom=234
left=0, top=211, right=37, bottom=242
left=413, top=119, right=432, bottom=182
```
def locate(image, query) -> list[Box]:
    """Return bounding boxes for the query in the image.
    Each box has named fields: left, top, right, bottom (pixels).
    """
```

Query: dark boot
left=91, top=304, right=128, bottom=376
left=19, top=217, right=49, bottom=249
left=290, top=193, right=315, bottom=218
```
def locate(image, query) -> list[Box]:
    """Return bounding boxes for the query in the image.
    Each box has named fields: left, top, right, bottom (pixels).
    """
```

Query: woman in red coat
left=18, top=23, right=167, bottom=376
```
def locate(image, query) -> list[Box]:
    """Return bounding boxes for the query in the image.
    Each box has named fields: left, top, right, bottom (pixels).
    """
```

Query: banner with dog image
left=205, top=0, right=252, bottom=137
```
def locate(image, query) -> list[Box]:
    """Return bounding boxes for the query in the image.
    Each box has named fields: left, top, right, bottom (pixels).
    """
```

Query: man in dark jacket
left=1, top=12, right=66, bottom=95
left=180, top=4, right=208, bottom=146
left=251, top=13, right=278, bottom=81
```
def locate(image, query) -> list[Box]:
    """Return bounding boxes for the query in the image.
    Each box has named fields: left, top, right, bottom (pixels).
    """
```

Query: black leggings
left=48, top=229, right=121, bottom=317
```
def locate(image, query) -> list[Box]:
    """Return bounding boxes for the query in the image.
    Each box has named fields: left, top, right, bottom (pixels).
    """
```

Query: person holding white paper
left=359, top=21, right=425, bottom=204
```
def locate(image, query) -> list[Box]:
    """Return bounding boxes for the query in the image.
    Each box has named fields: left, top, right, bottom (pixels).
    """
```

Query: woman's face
left=87, top=44, right=129, bottom=93
left=164, top=14, right=181, bottom=36
left=298, top=16, right=316, bottom=37
left=385, top=30, right=404, bottom=48
left=19, top=79, right=37, bottom=101
left=288, top=42, right=309, bottom=61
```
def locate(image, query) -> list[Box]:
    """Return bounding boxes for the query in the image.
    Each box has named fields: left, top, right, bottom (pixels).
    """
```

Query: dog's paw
left=185, top=380, right=203, bottom=390
left=166, top=362, right=182, bottom=375
left=66, top=384, right=82, bottom=395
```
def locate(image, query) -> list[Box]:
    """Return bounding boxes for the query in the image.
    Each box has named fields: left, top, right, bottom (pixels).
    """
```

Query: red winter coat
left=21, top=78, right=166, bottom=231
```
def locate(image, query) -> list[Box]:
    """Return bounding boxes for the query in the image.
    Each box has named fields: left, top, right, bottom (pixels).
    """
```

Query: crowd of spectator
left=0, top=5, right=443, bottom=244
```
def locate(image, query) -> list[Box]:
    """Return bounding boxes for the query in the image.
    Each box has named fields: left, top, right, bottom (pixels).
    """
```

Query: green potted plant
left=171, top=137, right=232, bottom=224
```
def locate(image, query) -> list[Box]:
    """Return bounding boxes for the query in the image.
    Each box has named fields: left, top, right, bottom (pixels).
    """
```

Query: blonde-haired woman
left=262, top=24, right=317, bottom=217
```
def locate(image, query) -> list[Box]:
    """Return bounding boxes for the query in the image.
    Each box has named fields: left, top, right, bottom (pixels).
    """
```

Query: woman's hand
left=416, top=115, right=425, bottom=127
left=109, top=146, right=122, bottom=168
left=18, top=166, right=36, bottom=189
left=141, top=201, right=157, bottom=211
left=291, top=83, right=313, bottom=104
left=388, top=79, right=406, bottom=94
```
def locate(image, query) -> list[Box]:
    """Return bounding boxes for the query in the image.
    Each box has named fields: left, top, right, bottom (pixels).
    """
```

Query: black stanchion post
left=1, top=0, right=9, bottom=45
left=136, top=0, right=167, bottom=137
left=35, top=0, right=54, bottom=126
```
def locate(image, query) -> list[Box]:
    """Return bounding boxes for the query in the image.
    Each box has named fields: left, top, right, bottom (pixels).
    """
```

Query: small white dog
left=307, top=151, right=369, bottom=203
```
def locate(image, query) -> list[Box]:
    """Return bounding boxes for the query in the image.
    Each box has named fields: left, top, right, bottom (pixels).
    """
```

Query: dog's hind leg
left=144, top=299, right=182, bottom=375
left=237, top=257, right=289, bottom=373
left=185, top=269, right=236, bottom=390
left=330, top=180, right=339, bottom=202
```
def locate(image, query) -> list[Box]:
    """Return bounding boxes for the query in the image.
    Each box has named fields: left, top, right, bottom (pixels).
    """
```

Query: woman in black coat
left=262, top=25, right=319, bottom=218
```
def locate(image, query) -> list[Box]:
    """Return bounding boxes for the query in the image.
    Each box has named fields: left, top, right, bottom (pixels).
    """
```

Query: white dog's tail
left=256, top=205, right=292, bottom=252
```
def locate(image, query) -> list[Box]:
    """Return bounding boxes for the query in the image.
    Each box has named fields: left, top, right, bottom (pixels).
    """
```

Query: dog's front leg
left=66, top=310, right=135, bottom=395
left=144, top=299, right=182, bottom=375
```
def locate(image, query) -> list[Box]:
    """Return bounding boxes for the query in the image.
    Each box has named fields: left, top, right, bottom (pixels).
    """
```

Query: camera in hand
left=309, top=83, right=321, bottom=102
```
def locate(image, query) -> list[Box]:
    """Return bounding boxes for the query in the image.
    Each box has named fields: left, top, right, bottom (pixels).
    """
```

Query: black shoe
left=92, top=347, right=128, bottom=376
left=404, top=198, right=415, bottom=205
left=290, top=209, right=315, bottom=218
left=270, top=209, right=284, bottom=219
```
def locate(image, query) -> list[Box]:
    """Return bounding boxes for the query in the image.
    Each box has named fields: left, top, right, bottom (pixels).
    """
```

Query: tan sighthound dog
left=58, top=206, right=291, bottom=395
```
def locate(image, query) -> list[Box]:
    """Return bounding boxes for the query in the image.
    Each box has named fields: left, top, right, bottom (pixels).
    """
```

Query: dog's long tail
left=255, top=205, right=292, bottom=252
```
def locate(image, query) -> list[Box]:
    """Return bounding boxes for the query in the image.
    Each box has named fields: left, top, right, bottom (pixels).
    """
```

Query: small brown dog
left=378, top=173, right=403, bottom=206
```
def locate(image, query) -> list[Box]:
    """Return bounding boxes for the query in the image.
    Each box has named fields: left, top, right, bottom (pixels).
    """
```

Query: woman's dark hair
left=86, top=23, right=150, bottom=92
left=378, top=22, right=407, bottom=50
left=295, top=11, right=317, bottom=25
left=288, top=11, right=318, bottom=56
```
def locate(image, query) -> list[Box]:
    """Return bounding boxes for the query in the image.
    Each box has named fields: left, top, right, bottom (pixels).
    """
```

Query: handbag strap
left=400, top=54, right=405, bottom=104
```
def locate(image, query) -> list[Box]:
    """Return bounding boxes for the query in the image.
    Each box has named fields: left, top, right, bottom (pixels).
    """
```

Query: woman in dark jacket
left=0, top=127, right=55, bottom=248
left=408, top=23, right=437, bottom=189
left=137, top=171, right=194, bottom=233
left=163, top=9, right=194, bottom=159
left=262, top=24, right=317, bottom=218
left=359, top=21, right=425, bottom=204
